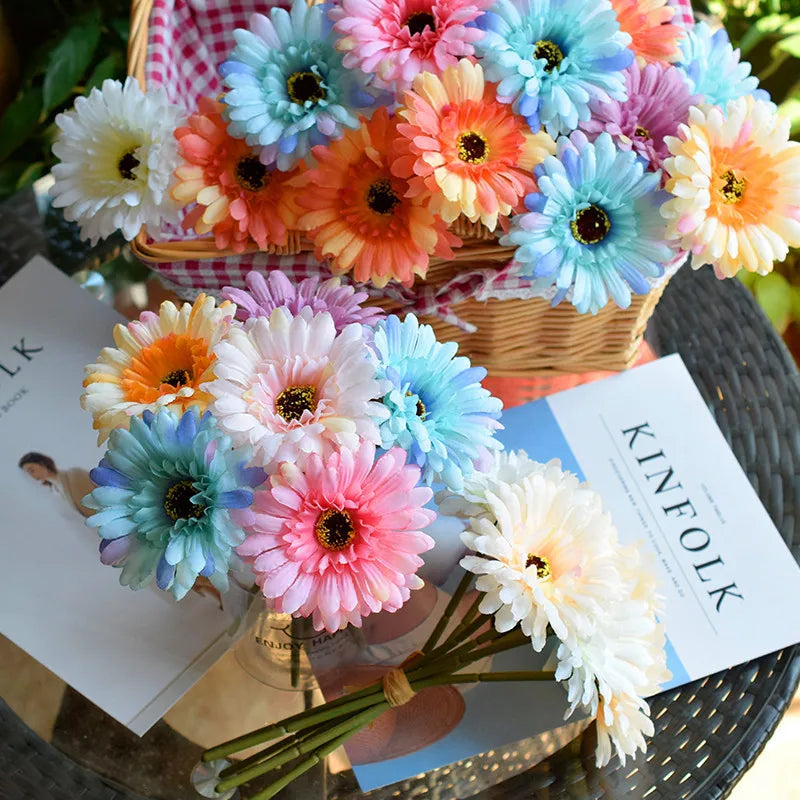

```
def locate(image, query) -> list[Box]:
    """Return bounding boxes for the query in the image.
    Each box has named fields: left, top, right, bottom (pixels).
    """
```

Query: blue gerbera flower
left=502, top=131, right=674, bottom=314
left=371, top=315, right=503, bottom=492
left=84, top=408, right=265, bottom=600
left=677, top=22, right=774, bottom=110
left=475, top=0, right=633, bottom=137
left=220, top=0, right=382, bottom=171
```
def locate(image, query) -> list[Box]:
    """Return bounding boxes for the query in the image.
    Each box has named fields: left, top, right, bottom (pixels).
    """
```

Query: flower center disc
left=235, top=156, right=270, bottom=192
left=457, top=131, right=489, bottom=165
left=161, top=368, right=191, bottom=388
left=525, top=553, right=552, bottom=582
left=634, top=125, right=650, bottom=139
left=406, top=390, right=427, bottom=420
left=366, top=179, right=401, bottom=215
left=275, top=385, right=317, bottom=422
left=315, top=508, right=356, bottom=551
left=287, top=71, right=327, bottom=105
left=719, top=169, right=746, bottom=204
left=405, top=11, right=436, bottom=35
left=164, top=480, right=205, bottom=522
left=118, top=150, right=140, bottom=181
left=534, top=40, right=564, bottom=72
left=570, top=205, right=611, bottom=245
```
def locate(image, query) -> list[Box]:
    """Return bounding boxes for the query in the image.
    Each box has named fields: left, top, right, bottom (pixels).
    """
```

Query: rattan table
left=1, top=183, right=798, bottom=800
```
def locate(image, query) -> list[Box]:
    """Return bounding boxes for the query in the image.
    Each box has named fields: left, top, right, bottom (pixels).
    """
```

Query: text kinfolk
left=622, top=422, right=744, bottom=613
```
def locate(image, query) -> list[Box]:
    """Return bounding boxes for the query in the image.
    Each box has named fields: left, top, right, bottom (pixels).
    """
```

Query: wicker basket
left=127, top=0, right=680, bottom=391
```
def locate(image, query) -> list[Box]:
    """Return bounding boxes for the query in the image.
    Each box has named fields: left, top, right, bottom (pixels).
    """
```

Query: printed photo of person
left=18, top=451, right=95, bottom=520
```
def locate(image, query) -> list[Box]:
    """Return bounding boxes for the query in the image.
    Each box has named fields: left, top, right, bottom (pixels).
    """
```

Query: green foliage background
left=0, top=0, right=129, bottom=198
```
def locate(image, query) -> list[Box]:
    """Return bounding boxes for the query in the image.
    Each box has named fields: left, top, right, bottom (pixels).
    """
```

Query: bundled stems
left=204, top=589, right=553, bottom=799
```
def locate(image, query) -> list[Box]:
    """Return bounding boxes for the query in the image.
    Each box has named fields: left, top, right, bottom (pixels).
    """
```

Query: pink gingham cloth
left=144, top=0, right=695, bottom=328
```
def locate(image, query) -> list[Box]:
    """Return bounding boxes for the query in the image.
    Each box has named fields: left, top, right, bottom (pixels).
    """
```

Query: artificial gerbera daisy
left=172, top=97, right=299, bottom=253
left=555, top=543, right=669, bottom=766
left=294, top=107, right=460, bottom=286
left=371, top=314, right=503, bottom=491
left=661, top=98, right=800, bottom=278
left=84, top=408, right=265, bottom=600
left=503, top=131, right=674, bottom=314
left=459, top=466, right=623, bottom=651
left=676, top=22, right=772, bottom=110
left=392, top=60, right=556, bottom=230
left=608, top=0, right=683, bottom=67
left=581, top=62, right=698, bottom=172
left=437, top=450, right=562, bottom=518
left=329, top=0, right=488, bottom=88
left=51, top=77, right=182, bottom=243
left=207, top=307, right=387, bottom=472
left=222, top=270, right=385, bottom=330
left=474, top=0, right=633, bottom=137
left=82, top=295, right=236, bottom=444
left=236, top=442, right=435, bottom=632
left=221, top=0, right=382, bottom=171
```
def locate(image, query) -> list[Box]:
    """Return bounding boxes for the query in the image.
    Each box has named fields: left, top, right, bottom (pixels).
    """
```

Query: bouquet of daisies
left=79, top=269, right=668, bottom=797
left=49, top=0, right=799, bottom=317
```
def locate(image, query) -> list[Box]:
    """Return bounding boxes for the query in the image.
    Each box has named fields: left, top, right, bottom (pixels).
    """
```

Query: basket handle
left=128, top=0, right=152, bottom=89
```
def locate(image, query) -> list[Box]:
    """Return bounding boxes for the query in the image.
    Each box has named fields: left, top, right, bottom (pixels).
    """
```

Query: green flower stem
left=215, top=703, right=390, bottom=793
left=232, top=670, right=557, bottom=800
left=217, top=719, right=336, bottom=781
left=436, top=593, right=485, bottom=650
left=202, top=682, right=385, bottom=762
left=420, top=610, right=492, bottom=667
left=421, top=571, right=473, bottom=653
left=248, top=705, right=387, bottom=800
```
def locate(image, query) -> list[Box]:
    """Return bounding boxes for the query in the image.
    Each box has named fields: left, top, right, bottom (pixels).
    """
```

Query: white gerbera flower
left=460, top=467, right=623, bottom=650
left=51, top=77, right=182, bottom=243
left=207, top=307, right=388, bottom=471
left=437, top=450, right=562, bottom=518
left=555, top=542, right=670, bottom=766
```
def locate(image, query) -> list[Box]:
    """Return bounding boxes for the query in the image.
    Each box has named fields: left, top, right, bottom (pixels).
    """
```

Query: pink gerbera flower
left=330, top=0, right=488, bottom=88
left=581, top=63, right=699, bottom=172
left=236, top=443, right=435, bottom=632
left=222, top=270, right=384, bottom=330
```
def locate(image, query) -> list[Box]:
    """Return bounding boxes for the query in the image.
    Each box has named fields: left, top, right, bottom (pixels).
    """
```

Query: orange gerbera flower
left=293, top=106, right=460, bottom=287
left=82, top=295, right=235, bottom=443
left=609, top=0, right=683, bottom=66
left=392, top=60, right=556, bottom=231
left=172, top=97, right=299, bottom=253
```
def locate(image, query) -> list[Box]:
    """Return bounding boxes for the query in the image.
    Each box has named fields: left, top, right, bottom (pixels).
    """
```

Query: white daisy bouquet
left=79, top=267, right=669, bottom=796
left=49, top=0, right=800, bottom=320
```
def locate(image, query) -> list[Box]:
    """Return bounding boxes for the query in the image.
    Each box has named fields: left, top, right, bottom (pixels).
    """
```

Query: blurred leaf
left=791, top=284, right=800, bottom=322
left=0, top=87, right=44, bottom=162
left=0, top=161, right=28, bottom=197
left=15, top=162, right=44, bottom=192
left=755, top=272, right=793, bottom=332
left=111, top=17, right=130, bottom=42
left=782, top=17, right=800, bottom=33
left=42, top=13, right=102, bottom=112
left=755, top=12, right=790, bottom=31
left=85, top=53, right=124, bottom=92
left=775, top=33, right=800, bottom=57
left=778, top=96, right=800, bottom=135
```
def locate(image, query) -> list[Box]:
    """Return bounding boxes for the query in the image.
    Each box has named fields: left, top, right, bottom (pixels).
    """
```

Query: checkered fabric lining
left=144, top=0, right=696, bottom=328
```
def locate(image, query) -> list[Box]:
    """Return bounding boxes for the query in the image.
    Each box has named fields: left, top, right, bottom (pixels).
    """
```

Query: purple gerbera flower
left=580, top=62, right=699, bottom=173
left=222, top=271, right=384, bottom=331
